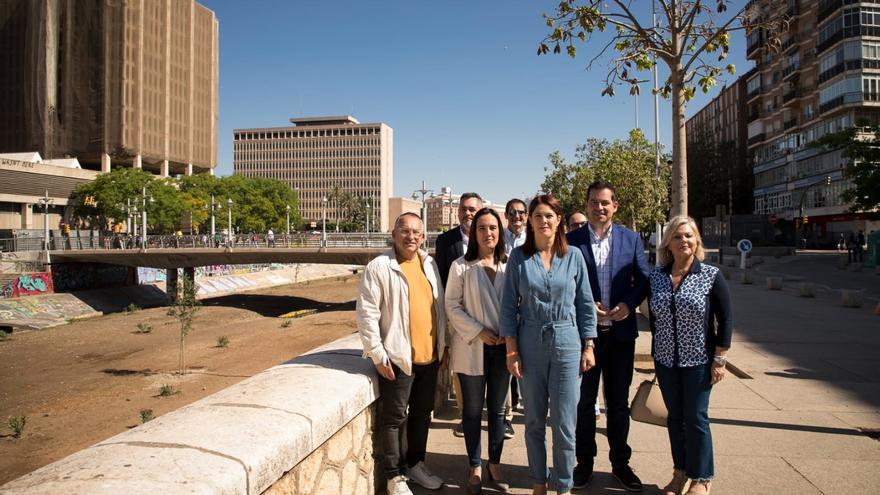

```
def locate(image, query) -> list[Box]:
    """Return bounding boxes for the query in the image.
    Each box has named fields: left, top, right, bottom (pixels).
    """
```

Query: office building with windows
left=0, top=0, right=219, bottom=176
left=233, top=116, right=393, bottom=231
left=745, top=0, right=880, bottom=245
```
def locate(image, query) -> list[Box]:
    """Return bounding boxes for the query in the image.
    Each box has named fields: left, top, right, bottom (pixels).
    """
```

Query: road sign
left=769, top=213, right=778, bottom=225
left=737, top=238, right=752, bottom=270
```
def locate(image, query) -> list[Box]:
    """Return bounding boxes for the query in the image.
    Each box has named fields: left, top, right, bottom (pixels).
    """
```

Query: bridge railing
left=1, top=231, right=441, bottom=252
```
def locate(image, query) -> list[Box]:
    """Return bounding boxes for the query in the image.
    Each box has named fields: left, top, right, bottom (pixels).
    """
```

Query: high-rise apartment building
left=0, top=0, right=219, bottom=176
left=233, top=116, right=393, bottom=231
left=685, top=74, right=751, bottom=220
left=745, top=0, right=879, bottom=245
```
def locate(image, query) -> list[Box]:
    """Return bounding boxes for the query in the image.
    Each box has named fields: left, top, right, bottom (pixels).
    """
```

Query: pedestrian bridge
left=47, top=247, right=385, bottom=269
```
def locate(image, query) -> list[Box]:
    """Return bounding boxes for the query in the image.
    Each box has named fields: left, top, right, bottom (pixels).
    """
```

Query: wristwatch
left=712, top=355, right=728, bottom=367
left=584, top=339, right=595, bottom=349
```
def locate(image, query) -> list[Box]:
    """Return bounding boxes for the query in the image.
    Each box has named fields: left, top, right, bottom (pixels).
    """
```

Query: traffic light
left=802, top=216, right=809, bottom=224
left=824, top=176, right=832, bottom=186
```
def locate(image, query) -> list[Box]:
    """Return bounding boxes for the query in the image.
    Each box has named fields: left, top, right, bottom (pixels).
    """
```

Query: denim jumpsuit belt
left=519, top=317, right=582, bottom=491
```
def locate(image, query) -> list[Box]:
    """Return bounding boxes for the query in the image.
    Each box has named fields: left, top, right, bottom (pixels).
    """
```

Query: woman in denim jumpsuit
left=500, top=194, right=597, bottom=495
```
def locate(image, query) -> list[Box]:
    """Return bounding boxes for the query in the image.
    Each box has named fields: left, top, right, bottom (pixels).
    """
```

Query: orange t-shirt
left=398, top=256, right=436, bottom=364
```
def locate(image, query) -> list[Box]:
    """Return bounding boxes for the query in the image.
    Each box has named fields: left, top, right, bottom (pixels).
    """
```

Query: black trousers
left=377, top=360, right=439, bottom=478
left=575, top=333, right=636, bottom=467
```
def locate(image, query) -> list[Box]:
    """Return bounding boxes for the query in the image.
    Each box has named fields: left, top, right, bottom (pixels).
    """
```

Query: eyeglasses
left=396, top=229, right=423, bottom=237
left=507, top=209, right=527, bottom=216
left=568, top=221, right=587, bottom=229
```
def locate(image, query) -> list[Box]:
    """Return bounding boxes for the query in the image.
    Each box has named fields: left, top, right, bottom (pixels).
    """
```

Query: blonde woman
left=648, top=216, right=733, bottom=495
left=445, top=208, right=511, bottom=494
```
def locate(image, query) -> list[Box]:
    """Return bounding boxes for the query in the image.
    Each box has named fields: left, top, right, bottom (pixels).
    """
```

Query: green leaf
left=726, top=63, right=736, bottom=75
left=567, top=45, right=577, bottom=57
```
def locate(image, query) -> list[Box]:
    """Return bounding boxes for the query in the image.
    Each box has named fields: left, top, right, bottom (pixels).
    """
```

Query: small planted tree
left=166, top=275, right=201, bottom=375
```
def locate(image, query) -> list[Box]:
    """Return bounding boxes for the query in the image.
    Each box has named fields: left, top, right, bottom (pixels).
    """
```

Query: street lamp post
left=411, top=180, right=433, bottom=228
left=210, top=194, right=216, bottom=243
left=285, top=204, right=291, bottom=240
left=227, top=198, right=233, bottom=250
left=321, top=196, right=328, bottom=249
left=38, top=190, right=53, bottom=252
left=366, top=197, right=372, bottom=239
left=139, top=187, right=152, bottom=250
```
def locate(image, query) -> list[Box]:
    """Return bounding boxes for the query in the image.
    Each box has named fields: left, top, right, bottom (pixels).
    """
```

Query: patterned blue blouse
left=649, top=259, right=732, bottom=368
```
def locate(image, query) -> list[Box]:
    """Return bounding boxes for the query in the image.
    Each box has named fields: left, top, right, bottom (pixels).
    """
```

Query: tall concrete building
left=745, top=0, right=879, bottom=245
left=233, top=116, right=393, bottom=231
left=0, top=0, right=219, bottom=176
left=685, top=74, right=752, bottom=220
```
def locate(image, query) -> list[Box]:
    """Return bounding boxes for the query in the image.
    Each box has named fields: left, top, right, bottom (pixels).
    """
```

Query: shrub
left=125, top=303, right=141, bottom=314
left=139, top=409, right=154, bottom=423
left=216, top=335, right=229, bottom=348
left=280, top=319, right=292, bottom=329
left=158, top=384, right=177, bottom=397
left=135, top=323, right=153, bottom=334
left=8, top=416, right=26, bottom=439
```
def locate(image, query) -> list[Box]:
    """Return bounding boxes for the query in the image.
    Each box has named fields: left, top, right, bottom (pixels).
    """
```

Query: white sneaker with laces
left=386, top=475, right=413, bottom=495
left=407, top=462, right=443, bottom=489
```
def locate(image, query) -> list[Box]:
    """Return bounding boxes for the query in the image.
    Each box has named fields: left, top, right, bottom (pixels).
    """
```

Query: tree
left=539, top=0, right=784, bottom=218
left=686, top=125, right=752, bottom=220
left=812, top=125, right=880, bottom=212
left=542, top=129, right=670, bottom=231
left=166, top=274, right=201, bottom=375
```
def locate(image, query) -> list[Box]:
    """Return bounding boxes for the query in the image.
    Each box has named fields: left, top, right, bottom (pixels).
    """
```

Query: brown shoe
left=685, top=479, right=711, bottom=495
left=662, top=469, right=687, bottom=495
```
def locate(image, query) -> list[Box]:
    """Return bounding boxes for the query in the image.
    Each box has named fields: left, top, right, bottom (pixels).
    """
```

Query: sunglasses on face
left=507, top=209, right=526, bottom=216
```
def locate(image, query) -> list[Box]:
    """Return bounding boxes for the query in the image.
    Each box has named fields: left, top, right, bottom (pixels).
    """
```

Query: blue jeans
left=654, top=361, right=714, bottom=480
left=458, top=344, right=510, bottom=467
left=519, top=321, right=582, bottom=492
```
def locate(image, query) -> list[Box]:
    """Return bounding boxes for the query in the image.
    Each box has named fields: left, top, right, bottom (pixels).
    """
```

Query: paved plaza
left=419, top=253, right=880, bottom=494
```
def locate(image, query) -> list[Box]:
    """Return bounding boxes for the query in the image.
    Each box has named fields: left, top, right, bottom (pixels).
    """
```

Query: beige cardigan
left=444, top=255, right=507, bottom=376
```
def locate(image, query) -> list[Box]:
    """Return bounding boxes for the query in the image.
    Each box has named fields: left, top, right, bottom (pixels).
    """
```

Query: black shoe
left=503, top=420, right=515, bottom=439
left=612, top=464, right=643, bottom=492
left=453, top=422, right=465, bottom=437
left=572, top=461, right=593, bottom=490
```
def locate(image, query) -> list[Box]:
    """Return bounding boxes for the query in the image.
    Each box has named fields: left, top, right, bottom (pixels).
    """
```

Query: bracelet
left=506, top=351, right=519, bottom=358
left=713, top=355, right=728, bottom=366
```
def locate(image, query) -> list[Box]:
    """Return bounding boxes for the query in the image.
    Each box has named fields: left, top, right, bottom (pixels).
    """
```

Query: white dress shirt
left=588, top=223, right=613, bottom=326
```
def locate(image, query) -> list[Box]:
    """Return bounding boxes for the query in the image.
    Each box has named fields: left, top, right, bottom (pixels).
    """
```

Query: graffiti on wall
left=12, top=272, right=54, bottom=297
left=136, top=267, right=167, bottom=284
left=51, top=263, right=134, bottom=292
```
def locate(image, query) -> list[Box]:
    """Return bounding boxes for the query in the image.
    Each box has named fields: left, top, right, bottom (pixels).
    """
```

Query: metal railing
left=0, top=231, right=448, bottom=253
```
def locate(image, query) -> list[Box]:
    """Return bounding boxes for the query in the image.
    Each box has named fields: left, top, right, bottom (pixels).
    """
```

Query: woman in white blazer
left=445, top=207, right=510, bottom=494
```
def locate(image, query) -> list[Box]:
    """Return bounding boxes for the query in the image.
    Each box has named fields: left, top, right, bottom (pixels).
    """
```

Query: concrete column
left=186, top=163, right=193, bottom=176
left=160, top=160, right=169, bottom=177
left=101, top=153, right=111, bottom=173
left=21, top=203, right=34, bottom=229
left=133, top=155, right=142, bottom=169
left=166, top=268, right=179, bottom=303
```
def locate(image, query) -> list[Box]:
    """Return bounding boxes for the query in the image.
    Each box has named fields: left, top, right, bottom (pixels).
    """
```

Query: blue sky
left=201, top=0, right=750, bottom=205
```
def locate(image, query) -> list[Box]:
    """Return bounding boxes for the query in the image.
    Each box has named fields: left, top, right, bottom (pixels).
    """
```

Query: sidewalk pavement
left=418, top=258, right=880, bottom=494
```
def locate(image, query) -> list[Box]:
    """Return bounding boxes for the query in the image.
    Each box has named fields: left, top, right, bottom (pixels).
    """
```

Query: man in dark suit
left=434, top=191, right=482, bottom=438
left=567, top=180, right=650, bottom=492
left=434, top=192, right=482, bottom=286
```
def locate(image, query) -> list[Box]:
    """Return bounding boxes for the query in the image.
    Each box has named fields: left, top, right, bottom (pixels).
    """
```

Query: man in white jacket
left=357, top=212, right=448, bottom=495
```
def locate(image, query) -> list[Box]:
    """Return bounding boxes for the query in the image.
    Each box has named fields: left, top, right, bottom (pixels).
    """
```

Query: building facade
left=745, top=0, right=880, bottom=245
left=0, top=0, right=219, bottom=176
left=685, top=74, right=751, bottom=222
left=233, top=116, right=393, bottom=232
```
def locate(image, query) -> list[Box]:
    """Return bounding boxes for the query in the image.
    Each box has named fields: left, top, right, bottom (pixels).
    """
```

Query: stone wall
left=0, top=334, right=380, bottom=494
left=265, top=405, right=375, bottom=495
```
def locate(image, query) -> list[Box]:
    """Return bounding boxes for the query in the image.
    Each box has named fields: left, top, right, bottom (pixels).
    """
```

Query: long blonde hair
left=657, top=216, right=705, bottom=267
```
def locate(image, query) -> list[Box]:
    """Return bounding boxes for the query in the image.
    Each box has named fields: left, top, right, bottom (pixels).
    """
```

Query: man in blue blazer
left=567, top=180, right=650, bottom=492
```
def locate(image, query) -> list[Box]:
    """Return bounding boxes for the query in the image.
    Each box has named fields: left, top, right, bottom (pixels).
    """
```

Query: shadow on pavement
left=201, top=293, right=355, bottom=317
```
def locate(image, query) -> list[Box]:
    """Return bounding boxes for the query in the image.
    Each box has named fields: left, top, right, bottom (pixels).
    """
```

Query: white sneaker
left=387, top=475, right=413, bottom=495
left=407, top=461, right=443, bottom=489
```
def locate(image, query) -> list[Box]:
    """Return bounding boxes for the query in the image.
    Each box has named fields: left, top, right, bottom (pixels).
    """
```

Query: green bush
left=8, top=416, right=26, bottom=439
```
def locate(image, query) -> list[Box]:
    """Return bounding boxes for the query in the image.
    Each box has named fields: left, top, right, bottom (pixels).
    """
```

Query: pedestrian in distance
left=649, top=216, right=732, bottom=495
left=445, top=207, right=511, bottom=494
left=501, top=194, right=597, bottom=495
left=567, top=180, right=650, bottom=492
left=356, top=212, right=448, bottom=495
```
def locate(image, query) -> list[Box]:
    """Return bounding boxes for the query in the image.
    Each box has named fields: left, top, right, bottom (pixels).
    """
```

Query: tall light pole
left=285, top=204, right=291, bottom=238
left=412, top=180, right=433, bottom=228
left=227, top=198, right=233, bottom=250
left=210, top=194, right=216, bottom=241
left=38, top=190, right=53, bottom=252
left=366, top=197, right=372, bottom=237
left=126, top=198, right=132, bottom=234
left=321, top=196, right=328, bottom=248
left=140, top=186, right=152, bottom=250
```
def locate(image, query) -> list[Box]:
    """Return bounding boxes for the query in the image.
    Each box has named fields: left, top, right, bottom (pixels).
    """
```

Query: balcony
left=783, top=88, right=802, bottom=103
left=748, top=109, right=761, bottom=122
left=781, top=36, right=797, bottom=53
left=784, top=117, right=799, bottom=130
left=748, top=133, right=767, bottom=146
left=747, top=86, right=763, bottom=101
left=782, top=63, right=800, bottom=80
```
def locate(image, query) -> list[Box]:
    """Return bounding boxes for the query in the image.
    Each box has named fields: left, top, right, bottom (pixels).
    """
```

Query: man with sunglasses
left=504, top=198, right=528, bottom=256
